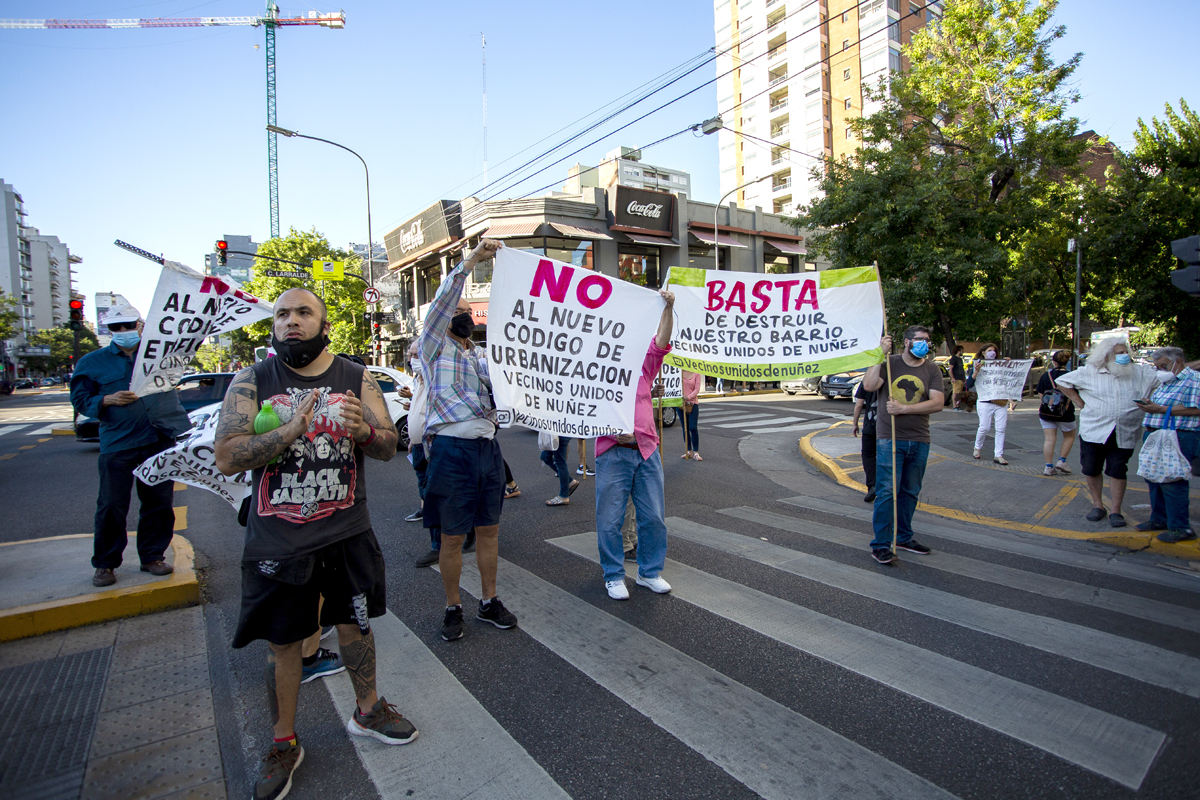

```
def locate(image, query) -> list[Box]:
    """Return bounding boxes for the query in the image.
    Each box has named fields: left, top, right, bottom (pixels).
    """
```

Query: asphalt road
left=2, top=388, right=1198, bottom=800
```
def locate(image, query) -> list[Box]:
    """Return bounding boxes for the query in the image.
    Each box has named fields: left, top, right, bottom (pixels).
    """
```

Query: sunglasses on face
left=107, top=322, right=138, bottom=332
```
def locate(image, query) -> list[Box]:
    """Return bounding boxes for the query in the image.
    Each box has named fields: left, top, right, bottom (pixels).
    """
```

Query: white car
left=366, top=366, right=415, bottom=449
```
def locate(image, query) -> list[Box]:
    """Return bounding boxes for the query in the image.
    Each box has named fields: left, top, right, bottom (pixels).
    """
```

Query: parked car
left=781, top=375, right=822, bottom=395
left=175, top=372, right=237, bottom=413
left=14, top=379, right=35, bottom=389
left=365, top=366, right=415, bottom=449
left=819, top=370, right=866, bottom=400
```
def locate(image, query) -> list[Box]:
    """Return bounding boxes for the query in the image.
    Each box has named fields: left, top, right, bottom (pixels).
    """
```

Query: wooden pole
left=873, top=261, right=899, bottom=558
left=655, top=369, right=664, bottom=467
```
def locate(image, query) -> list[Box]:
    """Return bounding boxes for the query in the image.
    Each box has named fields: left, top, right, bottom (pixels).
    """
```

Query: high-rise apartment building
left=714, top=0, right=941, bottom=214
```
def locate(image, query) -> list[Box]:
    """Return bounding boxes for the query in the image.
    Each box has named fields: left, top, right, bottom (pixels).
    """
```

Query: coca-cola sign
left=384, top=200, right=462, bottom=266
left=613, top=186, right=674, bottom=234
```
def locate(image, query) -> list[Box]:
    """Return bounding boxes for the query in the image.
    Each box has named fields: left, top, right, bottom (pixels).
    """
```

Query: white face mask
left=1157, top=368, right=1178, bottom=383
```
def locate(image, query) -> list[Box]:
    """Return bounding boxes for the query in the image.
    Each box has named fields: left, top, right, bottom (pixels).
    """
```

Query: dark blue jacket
left=70, top=343, right=190, bottom=454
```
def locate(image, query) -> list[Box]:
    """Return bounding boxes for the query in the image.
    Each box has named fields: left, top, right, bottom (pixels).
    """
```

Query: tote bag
left=1137, top=407, right=1191, bottom=483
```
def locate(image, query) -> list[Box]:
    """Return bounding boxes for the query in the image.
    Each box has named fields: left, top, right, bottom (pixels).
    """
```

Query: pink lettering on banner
left=529, top=259, right=613, bottom=309
left=200, top=276, right=229, bottom=295
left=705, top=277, right=819, bottom=314
left=724, top=282, right=746, bottom=313
left=796, top=280, right=818, bottom=310
left=751, top=280, right=773, bottom=313
left=706, top=281, right=726, bottom=311
left=577, top=274, right=612, bottom=309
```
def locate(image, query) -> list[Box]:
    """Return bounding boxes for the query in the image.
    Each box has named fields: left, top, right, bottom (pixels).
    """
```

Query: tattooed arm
left=343, top=370, right=399, bottom=462
left=214, top=368, right=317, bottom=475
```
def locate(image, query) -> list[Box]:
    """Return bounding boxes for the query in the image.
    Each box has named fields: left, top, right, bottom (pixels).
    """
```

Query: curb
left=0, top=534, right=200, bottom=643
left=797, top=427, right=1200, bottom=561
left=51, top=427, right=74, bottom=436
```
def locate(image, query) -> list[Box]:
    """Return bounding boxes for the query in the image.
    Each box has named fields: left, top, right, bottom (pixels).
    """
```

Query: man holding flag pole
left=860, top=326, right=944, bottom=565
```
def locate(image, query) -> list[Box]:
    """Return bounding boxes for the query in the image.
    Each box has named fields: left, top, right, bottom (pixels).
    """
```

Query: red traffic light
left=69, top=299, right=84, bottom=310
left=216, top=240, right=228, bottom=251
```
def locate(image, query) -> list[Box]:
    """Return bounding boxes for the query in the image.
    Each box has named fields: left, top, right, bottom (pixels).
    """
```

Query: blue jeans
left=870, top=439, right=930, bottom=550
left=1144, top=428, right=1199, bottom=532
left=595, top=446, right=667, bottom=582
left=680, top=405, right=700, bottom=452
left=540, top=436, right=573, bottom=497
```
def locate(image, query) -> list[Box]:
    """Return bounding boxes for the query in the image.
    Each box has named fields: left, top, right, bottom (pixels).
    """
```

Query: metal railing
left=771, top=124, right=791, bottom=137
left=769, top=99, right=788, bottom=113
left=768, top=45, right=786, bottom=60
left=773, top=178, right=793, bottom=191
left=769, top=73, right=789, bottom=87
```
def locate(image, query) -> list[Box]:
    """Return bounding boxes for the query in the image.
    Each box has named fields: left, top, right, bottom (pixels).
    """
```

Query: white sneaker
left=605, top=580, right=629, bottom=600
left=635, top=575, right=672, bottom=594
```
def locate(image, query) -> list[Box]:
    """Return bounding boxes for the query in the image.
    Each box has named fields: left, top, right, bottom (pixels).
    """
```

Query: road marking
left=664, top=516, right=1200, bottom=698
left=0, top=425, right=30, bottom=437
left=323, top=611, right=570, bottom=800
left=739, top=421, right=831, bottom=434
left=778, top=495, right=1200, bottom=593
left=451, top=558, right=957, bottom=800
left=721, top=506, right=1200, bottom=634
left=549, top=533, right=1165, bottom=790
left=712, top=416, right=808, bottom=428
left=38, top=438, right=50, bottom=443
left=1034, top=484, right=1080, bottom=523
left=699, top=412, right=776, bottom=424
left=25, top=425, right=56, bottom=436
left=174, top=507, right=187, bottom=531
left=0, top=454, right=15, bottom=461
left=18, top=445, right=34, bottom=450
left=173, top=482, right=187, bottom=492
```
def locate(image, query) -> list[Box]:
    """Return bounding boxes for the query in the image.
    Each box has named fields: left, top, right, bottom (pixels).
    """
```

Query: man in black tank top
left=215, top=288, right=413, bottom=800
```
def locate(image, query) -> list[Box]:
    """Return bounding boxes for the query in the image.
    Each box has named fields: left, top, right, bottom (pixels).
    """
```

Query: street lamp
left=268, top=124, right=377, bottom=361
left=713, top=175, right=771, bottom=269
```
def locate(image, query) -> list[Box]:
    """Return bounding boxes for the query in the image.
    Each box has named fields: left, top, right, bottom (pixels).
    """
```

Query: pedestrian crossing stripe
left=0, top=424, right=30, bottom=437
left=547, top=532, right=1164, bottom=790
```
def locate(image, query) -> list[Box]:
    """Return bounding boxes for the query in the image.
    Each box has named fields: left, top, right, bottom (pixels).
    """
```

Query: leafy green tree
left=795, top=0, right=1085, bottom=349
left=0, top=289, right=19, bottom=342
left=24, top=324, right=100, bottom=373
left=1085, top=100, right=1200, bottom=355
left=190, top=343, right=226, bottom=373
left=240, top=227, right=369, bottom=357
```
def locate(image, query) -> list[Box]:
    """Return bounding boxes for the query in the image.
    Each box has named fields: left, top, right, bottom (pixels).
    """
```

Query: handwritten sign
left=653, top=361, right=683, bottom=408
left=487, top=248, right=662, bottom=436
left=663, top=266, right=885, bottom=381
left=132, top=260, right=272, bottom=396
left=136, top=407, right=251, bottom=509
left=974, top=359, right=1034, bottom=402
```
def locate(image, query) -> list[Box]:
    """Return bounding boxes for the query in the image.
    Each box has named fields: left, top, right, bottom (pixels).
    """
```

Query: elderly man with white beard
left=1054, top=337, right=1159, bottom=528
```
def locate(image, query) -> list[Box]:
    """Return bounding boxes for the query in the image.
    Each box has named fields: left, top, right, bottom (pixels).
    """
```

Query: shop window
left=766, top=255, right=797, bottom=274
left=618, top=248, right=661, bottom=288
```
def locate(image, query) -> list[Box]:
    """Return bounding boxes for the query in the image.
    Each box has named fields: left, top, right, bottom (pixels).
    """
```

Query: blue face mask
left=1113, top=353, right=1132, bottom=365
left=909, top=340, right=930, bottom=358
left=112, top=330, right=141, bottom=349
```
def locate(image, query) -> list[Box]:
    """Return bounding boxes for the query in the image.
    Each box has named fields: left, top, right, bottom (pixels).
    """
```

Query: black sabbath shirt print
left=256, top=387, right=358, bottom=522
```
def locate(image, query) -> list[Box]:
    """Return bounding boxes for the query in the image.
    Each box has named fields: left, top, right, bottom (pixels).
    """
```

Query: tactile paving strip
left=0, top=646, right=111, bottom=800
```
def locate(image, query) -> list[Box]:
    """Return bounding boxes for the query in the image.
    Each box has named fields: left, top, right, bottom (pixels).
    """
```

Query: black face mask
left=271, top=332, right=330, bottom=369
left=450, top=312, right=475, bottom=338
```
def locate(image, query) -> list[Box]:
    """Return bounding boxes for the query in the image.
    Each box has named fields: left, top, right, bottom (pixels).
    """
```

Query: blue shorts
left=423, top=435, right=505, bottom=535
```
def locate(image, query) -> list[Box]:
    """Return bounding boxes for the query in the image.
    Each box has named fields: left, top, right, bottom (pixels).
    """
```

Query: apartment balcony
left=768, top=72, right=789, bottom=88
left=766, top=0, right=783, bottom=7
left=767, top=21, right=783, bottom=36
left=769, top=99, right=789, bottom=115
left=773, top=178, right=793, bottom=192
left=768, top=45, right=787, bottom=61
left=772, top=155, right=785, bottom=165
left=771, top=124, right=790, bottom=138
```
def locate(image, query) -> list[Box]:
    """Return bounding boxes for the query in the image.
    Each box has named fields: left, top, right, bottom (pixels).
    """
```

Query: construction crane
left=0, top=3, right=345, bottom=239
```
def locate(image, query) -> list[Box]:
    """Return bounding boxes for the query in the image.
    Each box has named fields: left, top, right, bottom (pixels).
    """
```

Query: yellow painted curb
left=0, top=534, right=200, bottom=643
left=51, top=427, right=74, bottom=436
left=797, top=428, right=1200, bottom=560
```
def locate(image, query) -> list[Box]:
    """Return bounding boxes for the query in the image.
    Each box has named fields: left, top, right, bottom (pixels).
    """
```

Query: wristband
left=356, top=424, right=376, bottom=447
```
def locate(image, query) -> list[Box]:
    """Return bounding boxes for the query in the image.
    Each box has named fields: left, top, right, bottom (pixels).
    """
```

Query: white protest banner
left=663, top=266, right=886, bottom=381
left=974, top=359, right=1034, bottom=402
left=652, top=361, right=683, bottom=409
left=487, top=248, right=663, bottom=436
left=136, top=408, right=251, bottom=510
left=132, top=260, right=273, bottom=396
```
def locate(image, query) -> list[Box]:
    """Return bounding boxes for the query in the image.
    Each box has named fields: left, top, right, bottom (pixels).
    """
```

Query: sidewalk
left=799, top=405, right=1200, bottom=560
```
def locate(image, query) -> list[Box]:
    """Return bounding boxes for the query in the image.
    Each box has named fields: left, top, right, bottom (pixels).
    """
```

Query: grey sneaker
left=253, top=740, right=304, bottom=800
left=1157, top=529, right=1197, bottom=544
left=346, top=697, right=418, bottom=745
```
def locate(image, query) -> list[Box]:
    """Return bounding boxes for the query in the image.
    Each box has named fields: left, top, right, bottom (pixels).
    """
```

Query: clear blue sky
left=1, top=0, right=1195, bottom=319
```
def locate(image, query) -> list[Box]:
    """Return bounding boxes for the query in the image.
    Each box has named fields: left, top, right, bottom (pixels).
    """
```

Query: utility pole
left=481, top=32, right=488, bottom=186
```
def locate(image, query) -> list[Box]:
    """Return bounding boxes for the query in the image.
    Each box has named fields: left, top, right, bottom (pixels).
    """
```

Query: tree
left=23, top=324, right=100, bottom=373
left=240, top=227, right=369, bottom=357
left=794, top=0, right=1086, bottom=349
left=0, top=289, right=19, bottom=342
left=1085, top=100, right=1200, bottom=355
left=190, top=343, right=226, bottom=373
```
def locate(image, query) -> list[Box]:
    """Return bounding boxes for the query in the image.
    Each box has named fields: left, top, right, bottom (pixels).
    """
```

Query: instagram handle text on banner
left=487, top=248, right=663, bottom=437
left=663, top=266, right=886, bottom=379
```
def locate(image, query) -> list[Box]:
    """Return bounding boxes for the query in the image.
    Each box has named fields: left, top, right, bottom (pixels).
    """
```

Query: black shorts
left=232, top=529, right=386, bottom=648
left=423, top=435, right=504, bottom=536
left=1079, top=431, right=1134, bottom=480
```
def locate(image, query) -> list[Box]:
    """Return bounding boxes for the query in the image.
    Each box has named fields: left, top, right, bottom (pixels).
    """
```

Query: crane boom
left=0, top=6, right=345, bottom=239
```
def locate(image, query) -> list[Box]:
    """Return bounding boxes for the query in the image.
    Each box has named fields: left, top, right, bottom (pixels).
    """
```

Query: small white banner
left=653, top=361, right=683, bottom=408
left=974, top=359, right=1034, bottom=402
left=132, top=261, right=273, bottom=396
left=487, top=248, right=663, bottom=437
left=135, top=408, right=250, bottom=509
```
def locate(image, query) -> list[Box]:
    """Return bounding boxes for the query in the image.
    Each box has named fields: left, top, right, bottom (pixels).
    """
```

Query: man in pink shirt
left=595, top=290, right=676, bottom=600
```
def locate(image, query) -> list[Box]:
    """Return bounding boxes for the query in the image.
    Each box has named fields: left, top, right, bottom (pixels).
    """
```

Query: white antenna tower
left=481, top=32, right=488, bottom=186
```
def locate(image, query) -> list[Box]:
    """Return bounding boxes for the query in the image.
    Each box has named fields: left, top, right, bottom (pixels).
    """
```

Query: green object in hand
left=254, top=401, right=283, bottom=464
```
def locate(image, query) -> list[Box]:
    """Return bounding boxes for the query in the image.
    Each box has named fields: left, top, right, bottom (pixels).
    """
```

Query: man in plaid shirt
left=1134, top=346, right=1200, bottom=543
left=418, top=238, right=518, bottom=642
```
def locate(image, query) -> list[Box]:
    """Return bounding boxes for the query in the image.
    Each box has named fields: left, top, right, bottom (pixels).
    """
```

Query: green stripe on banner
left=652, top=397, right=684, bottom=408
left=664, top=348, right=885, bottom=381
left=819, top=266, right=877, bottom=289
left=668, top=267, right=707, bottom=288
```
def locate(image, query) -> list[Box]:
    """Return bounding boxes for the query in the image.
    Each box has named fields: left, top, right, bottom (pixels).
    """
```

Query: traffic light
left=1170, top=235, right=1200, bottom=296
left=69, top=299, right=84, bottom=331
left=215, top=239, right=228, bottom=267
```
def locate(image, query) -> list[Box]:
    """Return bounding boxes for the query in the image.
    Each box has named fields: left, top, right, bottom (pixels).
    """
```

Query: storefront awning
left=548, top=221, right=613, bottom=241
left=622, top=231, right=680, bottom=248
left=764, top=238, right=807, bottom=255
left=690, top=229, right=747, bottom=249
left=480, top=219, right=543, bottom=238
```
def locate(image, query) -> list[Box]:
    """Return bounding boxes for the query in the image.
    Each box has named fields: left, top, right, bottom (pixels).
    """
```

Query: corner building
left=715, top=0, right=942, bottom=214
